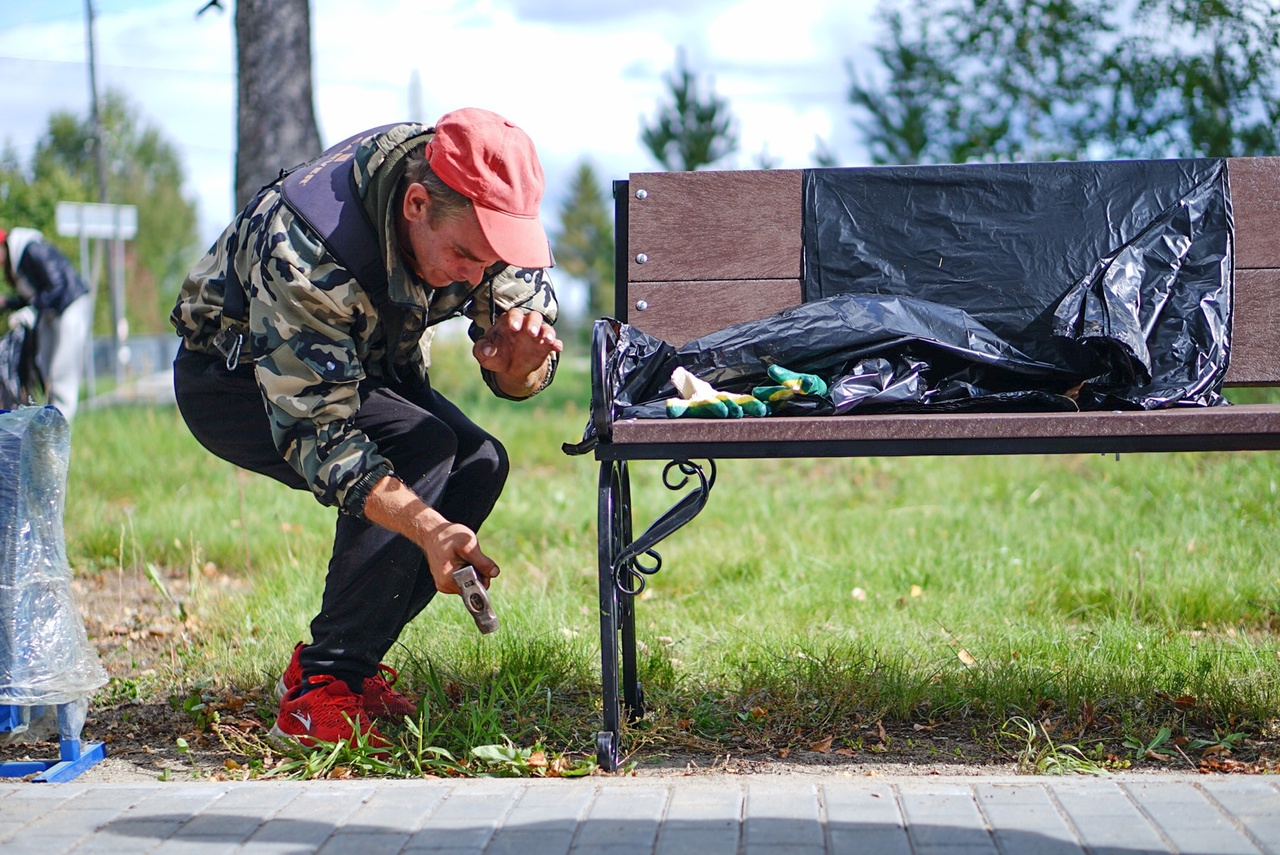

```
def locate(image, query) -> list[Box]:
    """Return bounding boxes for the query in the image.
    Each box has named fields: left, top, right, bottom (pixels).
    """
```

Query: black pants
left=173, top=347, right=508, bottom=688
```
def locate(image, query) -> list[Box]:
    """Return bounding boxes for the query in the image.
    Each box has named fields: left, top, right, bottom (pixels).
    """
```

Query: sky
left=0, top=0, right=882, bottom=250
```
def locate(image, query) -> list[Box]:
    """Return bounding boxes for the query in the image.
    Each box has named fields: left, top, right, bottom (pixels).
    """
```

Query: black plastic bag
left=804, top=158, right=1232, bottom=408
left=0, top=325, right=43, bottom=411
left=603, top=293, right=1084, bottom=422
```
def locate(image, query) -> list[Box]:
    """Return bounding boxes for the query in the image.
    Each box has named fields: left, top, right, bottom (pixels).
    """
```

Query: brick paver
left=1, top=774, right=1278, bottom=854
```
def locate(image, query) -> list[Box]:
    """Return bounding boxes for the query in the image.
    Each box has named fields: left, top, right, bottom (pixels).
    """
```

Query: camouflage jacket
left=170, top=123, right=558, bottom=518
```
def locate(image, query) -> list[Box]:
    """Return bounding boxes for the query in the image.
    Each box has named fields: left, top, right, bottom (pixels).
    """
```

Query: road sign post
left=55, top=202, right=137, bottom=395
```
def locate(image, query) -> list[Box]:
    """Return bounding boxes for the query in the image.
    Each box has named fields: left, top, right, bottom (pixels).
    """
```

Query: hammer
left=451, top=565, right=499, bottom=634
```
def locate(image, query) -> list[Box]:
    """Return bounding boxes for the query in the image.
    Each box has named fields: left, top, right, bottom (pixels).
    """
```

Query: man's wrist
left=493, top=353, right=555, bottom=399
left=345, top=463, right=394, bottom=518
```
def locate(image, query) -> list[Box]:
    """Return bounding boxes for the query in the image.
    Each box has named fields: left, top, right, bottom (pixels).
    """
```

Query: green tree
left=846, top=6, right=962, bottom=165
left=846, top=0, right=1280, bottom=164
left=1103, top=0, right=1280, bottom=157
left=641, top=49, right=739, bottom=171
left=0, top=146, right=83, bottom=237
left=553, top=160, right=615, bottom=329
left=0, top=89, right=200, bottom=333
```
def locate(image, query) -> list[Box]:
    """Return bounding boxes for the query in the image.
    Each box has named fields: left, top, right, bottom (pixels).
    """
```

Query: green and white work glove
left=665, top=367, right=769, bottom=418
left=751, top=365, right=828, bottom=412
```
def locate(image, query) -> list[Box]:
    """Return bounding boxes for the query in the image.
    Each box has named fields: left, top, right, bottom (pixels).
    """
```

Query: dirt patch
left=0, top=563, right=254, bottom=783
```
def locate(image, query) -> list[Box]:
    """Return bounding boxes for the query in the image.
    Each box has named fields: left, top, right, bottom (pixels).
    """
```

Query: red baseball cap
left=427, top=108, right=552, bottom=269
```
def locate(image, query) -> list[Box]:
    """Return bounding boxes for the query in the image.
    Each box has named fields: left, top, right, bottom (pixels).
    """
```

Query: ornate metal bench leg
left=617, top=462, right=645, bottom=722
left=595, top=458, right=716, bottom=772
left=596, top=459, right=624, bottom=772
left=620, top=594, right=644, bottom=721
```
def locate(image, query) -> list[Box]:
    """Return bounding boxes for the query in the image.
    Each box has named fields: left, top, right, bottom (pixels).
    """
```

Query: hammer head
left=451, top=565, right=499, bottom=634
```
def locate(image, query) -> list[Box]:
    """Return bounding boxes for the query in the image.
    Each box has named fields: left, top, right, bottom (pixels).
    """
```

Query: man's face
left=400, top=183, right=500, bottom=288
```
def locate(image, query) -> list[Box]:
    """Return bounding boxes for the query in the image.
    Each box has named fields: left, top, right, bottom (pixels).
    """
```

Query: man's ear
left=402, top=181, right=431, bottom=222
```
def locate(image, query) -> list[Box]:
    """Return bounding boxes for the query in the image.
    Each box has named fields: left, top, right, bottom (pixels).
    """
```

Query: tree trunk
left=233, top=0, right=322, bottom=210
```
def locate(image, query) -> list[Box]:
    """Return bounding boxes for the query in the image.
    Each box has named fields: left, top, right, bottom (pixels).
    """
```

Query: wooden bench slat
left=1226, top=268, right=1280, bottom=385
left=605, top=404, right=1280, bottom=458
left=627, top=162, right=1276, bottom=283
left=623, top=269, right=1280, bottom=385
left=627, top=279, right=803, bottom=346
left=1227, top=157, right=1280, bottom=270
left=626, top=170, right=803, bottom=283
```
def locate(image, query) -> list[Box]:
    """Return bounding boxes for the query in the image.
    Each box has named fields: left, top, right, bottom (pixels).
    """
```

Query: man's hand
left=363, top=476, right=500, bottom=595
left=472, top=308, right=563, bottom=398
left=415, top=517, right=500, bottom=595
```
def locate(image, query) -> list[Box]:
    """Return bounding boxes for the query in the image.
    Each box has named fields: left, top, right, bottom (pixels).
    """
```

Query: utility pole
left=82, top=0, right=128, bottom=392
left=84, top=0, right=108, bottom=206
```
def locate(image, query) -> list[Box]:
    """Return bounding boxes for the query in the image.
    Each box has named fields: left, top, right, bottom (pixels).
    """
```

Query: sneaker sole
left=268, top=722, right=391, bottom=755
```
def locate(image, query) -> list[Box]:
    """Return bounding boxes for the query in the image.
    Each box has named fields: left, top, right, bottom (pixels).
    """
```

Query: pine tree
left=640, top=49, right=739, bottom=171
left=553, top=161, right=615, bottom=327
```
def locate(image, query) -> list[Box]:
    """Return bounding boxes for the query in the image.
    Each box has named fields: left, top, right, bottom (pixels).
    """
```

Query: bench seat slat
left=603, top=404, right=1280, bottom=459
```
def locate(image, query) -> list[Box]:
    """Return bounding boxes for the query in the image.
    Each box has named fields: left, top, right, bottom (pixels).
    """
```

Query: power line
left=0, top=53, right=231, bottom=82
left=0, top=52, right=413, bottom=94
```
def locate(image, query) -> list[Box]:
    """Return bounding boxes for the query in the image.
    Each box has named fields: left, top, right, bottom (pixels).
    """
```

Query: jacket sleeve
left=248, top=205, right=393, bottom=517
left=17, top=243, right=88, bottom=313
left=466, top=265, right=560, bottom=400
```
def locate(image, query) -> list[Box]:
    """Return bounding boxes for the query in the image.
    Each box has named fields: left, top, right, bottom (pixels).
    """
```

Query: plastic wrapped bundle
left=0, top=406, right=107, bottom=710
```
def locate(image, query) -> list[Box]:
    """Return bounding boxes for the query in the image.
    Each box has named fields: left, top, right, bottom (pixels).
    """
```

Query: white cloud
left=0, top=0, right=878, bottom=248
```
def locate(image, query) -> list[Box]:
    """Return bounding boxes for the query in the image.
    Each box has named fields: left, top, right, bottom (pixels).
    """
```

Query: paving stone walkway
left=3, top=774, right=1279, bottom=854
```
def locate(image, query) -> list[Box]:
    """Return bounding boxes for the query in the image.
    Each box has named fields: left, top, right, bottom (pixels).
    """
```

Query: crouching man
left=170, top=109, right=561, bottom=747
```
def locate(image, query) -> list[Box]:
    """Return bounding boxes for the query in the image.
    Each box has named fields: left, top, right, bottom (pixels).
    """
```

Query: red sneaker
left=277, top=642, right=417, bottom=720
left=268, top=675, right=391, bottom=749
left=361, top=665, right=417, bottom=719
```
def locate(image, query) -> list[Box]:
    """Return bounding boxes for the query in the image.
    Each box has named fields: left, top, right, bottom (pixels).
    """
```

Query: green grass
left=60, top=334, right=1280, bottom=774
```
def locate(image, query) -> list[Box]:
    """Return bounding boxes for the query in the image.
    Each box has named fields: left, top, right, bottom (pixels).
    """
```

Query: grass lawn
left=53, top=333, right=1280, bottom=778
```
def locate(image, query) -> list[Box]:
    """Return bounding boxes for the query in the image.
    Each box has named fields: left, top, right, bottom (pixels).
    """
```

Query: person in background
left=0, top=227, right=93, bottom=421
left=170, top=109, right=561, bottom=749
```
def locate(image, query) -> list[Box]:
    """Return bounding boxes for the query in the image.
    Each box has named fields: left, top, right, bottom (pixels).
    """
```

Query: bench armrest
left=591, top=318, right=620, bottom=444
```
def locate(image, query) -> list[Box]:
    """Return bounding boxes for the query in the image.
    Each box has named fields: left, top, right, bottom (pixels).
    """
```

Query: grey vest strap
left=279, top=124, right=401, bottom=302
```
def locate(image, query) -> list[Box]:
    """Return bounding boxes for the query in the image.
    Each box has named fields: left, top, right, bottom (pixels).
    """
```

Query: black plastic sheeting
left=586, top=295, right=1082, bottom=429
left=0, top=326, right=42, bottom=412
left=804, top=158, right=1233, bottom=411
left=581, top=158, right=1234, bottom=434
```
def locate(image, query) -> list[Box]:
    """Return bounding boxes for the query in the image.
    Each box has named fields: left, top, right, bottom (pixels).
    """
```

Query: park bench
left=574, top=159, right=1280, bottom=771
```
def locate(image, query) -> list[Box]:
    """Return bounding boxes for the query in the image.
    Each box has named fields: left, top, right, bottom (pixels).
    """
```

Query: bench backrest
left=616, top=159, right=1280, bottom=386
